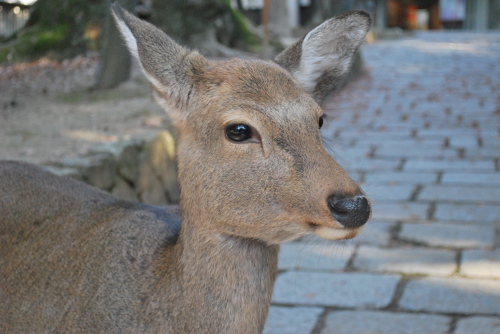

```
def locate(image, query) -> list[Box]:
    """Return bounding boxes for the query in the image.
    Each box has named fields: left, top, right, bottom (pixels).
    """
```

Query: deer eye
left=226, top=123, right=253, bottom=142
left=319, top=116, right=324, bottom=129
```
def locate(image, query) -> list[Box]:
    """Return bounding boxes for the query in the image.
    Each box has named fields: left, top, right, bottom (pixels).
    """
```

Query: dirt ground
left=0, top=56, right=168, bottom=164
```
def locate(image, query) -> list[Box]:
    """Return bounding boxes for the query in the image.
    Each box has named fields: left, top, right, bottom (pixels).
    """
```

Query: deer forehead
left=199, top=59, right=323, bottom=125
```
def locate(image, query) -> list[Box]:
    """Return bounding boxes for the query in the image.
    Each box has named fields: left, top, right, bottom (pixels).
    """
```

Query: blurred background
left=1, top=1, right=499, bottom=72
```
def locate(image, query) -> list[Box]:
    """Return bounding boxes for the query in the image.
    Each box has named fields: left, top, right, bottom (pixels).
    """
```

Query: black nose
left=327, top=194, right=371, bottom=228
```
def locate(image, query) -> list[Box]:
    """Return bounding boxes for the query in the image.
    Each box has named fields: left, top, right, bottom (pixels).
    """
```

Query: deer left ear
left=274, top=11, right=371, bottom=105
left=111, top=3, right=208, bottom=124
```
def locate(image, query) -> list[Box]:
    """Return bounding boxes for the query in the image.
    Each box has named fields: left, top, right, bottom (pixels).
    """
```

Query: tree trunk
left=150, top=0, right=259, bottom=57
left=94, top=0, right=137, bottom=90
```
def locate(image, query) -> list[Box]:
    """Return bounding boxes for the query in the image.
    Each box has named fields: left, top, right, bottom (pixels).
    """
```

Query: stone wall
left=45, top=130, right=180, bottom=205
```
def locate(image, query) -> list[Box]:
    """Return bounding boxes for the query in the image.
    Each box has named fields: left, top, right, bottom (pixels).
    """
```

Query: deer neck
left=147, top=215, right=279, bottom=333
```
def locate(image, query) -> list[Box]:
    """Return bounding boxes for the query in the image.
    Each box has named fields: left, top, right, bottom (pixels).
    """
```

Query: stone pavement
left=263, top=32, right=500, bottom=334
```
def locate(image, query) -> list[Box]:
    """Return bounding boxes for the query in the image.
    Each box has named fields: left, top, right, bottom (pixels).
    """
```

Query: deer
left=0, top=4, right=371, bottom=333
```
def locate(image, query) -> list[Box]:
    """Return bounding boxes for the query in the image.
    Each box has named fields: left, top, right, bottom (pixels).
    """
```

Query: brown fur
left=0, top=5, right=371, bottom=333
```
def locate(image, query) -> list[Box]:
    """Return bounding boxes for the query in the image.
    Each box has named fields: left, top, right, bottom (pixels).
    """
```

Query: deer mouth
left=312, top=225, right=360, bottom=240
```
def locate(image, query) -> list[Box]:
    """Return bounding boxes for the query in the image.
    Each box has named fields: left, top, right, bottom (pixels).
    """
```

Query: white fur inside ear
left=299, top=26, right=322, bottom=93
left=113, top=13, right=139, bottom=60
left=296, top=15, right=368, bottom=94
left=296, top=52, right=344, bottom=94
left=296, top=22, right=349, bottom=94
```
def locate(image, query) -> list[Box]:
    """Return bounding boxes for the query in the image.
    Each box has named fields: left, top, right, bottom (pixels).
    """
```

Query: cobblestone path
left=264, top=31, right=500, bottom=334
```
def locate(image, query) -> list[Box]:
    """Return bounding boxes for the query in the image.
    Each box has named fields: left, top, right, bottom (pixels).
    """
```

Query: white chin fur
left=314, top=226, right=359, bottom=240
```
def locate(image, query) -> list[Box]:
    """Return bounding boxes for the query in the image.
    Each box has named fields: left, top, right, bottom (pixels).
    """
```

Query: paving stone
left=329, top=147, right=372, bottom=160
left=449, top=137, right=479, bottom=148
left=353, top=245, right=457, bottom=276
left=441, top=172, right=500, bottom=186
left=404, top=160, right=495, bottom=172
left=337, top=157, right=402, bottom=171
left=364, top=171, right=438, bottom=185
left=363, top=184, right=415, bottom=202
left=434, top=204, right=500, bottom=223
left=278, top=243, right=353, bottom=272
left=375, top=146, right=457, bottom=159
left=273, top=272, right=400, bottom=308
left=418, top=186, right=500, bottom=203
left=482, top=136, right=500, bottom=146
left=399, top=277, right=500, bottom=315
left=321, top=311, right=450, bottom=334
left=372, top=202, right=429, bottom=221
left=370, top=122, right=426, bottom=130
left=372, top=128, right=414, bottom=137
left=460, top=249, right=500, bottom=279
left=263, top=306, right=323, bottom=334
left=466, top=148, right=500, bottom=159
left=357, top=138, right=444, bottom=148
left=337, top=133, right=411, bottom=143
left=353, top=220, right=396, bottom=246
left=455, top=316, right=500, bottom=334
left=417, top=129, right=479, bottom=138
left=399, top=223, right=495, bottom=248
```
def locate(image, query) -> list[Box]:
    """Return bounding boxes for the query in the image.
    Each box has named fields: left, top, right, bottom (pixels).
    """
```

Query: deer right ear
left=274, top=11, right=371, bottom=105
left=111, top=3, right=207, bottom=122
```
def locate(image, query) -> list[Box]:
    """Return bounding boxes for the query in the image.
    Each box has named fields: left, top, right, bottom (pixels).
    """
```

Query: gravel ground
left=0, top=56, right=97, bottom=111
left=0, top=56, right=167, bottom=164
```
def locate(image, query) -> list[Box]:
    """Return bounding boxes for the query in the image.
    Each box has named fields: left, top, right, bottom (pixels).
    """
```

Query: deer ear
left=111, top=3, right=207, bottom=122
left=274, top=11, right=371, bottom=105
